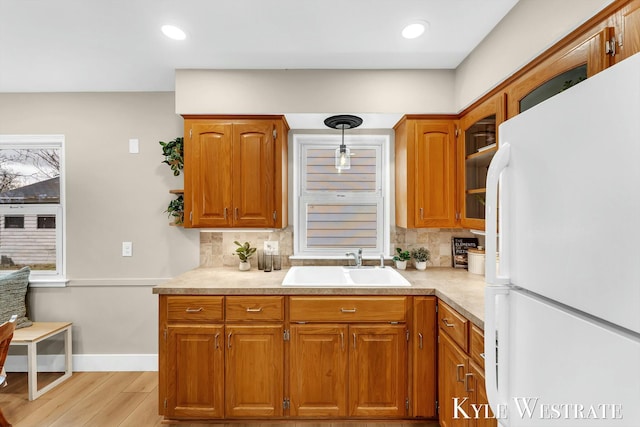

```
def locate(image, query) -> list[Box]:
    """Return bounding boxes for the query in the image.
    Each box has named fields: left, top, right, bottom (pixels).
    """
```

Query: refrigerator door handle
left=485, top=285, right=510, bottom=424
left=486, top=142, right=511, bottom=285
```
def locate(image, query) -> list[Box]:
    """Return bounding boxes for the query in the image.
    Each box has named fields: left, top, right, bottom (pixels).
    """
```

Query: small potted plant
left=411, top=247, right=430, bottom=271
left=233, top=241, right=256, bottom=271
left=165, top=194, right=184, bottom=225
left=159, top=137, right=184, bottom=176
left=393, top=248, right=411, bottom=270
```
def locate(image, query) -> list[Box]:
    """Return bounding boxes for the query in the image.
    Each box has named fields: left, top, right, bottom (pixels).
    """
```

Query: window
left=4, top=216, right=24, bottom=229
left=37, top=215, right=56, bottom=229
left=0, top=135, right=65, bottom=285
left=293, top=134, right=390, bottom=258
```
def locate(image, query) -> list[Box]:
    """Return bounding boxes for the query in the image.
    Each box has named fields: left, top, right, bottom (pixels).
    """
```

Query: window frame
left=0, top=134, right=66, bottom=287
left=292, top=133, right=391, bottom=259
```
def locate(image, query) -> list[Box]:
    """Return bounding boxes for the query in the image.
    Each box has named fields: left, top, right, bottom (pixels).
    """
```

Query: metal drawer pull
left=185, top=307, right=204, bottom=313
left=441, top=318, right=455, bottom=327
left=353, top=333, right=357, bottom=349
left=246, top=307, right=263, bottom=312
left=480, top=352, right=486, bottom=359
left=464, top=373, right=474, bottom=392
left=224, top=207, right=228, bottom=220
left=420, top=207, right=424, bottom=220
left=214, top=333, right=220, bottom=349
left=341, top=308, right=357, bottom=313
left=340, top=332, right=344, bottom=351
left=418, top=332, right=424, bottom=349
left=456, top=364, right=465, bottom=382
left=227, top=332, right=232, bottom=349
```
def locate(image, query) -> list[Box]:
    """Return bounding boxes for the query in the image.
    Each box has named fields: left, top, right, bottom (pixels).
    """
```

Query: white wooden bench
left=9, top=322, right=73, bottom=400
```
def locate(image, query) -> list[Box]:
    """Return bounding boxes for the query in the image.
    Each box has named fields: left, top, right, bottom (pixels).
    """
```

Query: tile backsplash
left=200, top=227, right=476, bottom=268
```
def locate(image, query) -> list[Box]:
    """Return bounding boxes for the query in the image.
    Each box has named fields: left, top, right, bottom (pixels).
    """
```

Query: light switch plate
left=122, top=241, right=133, bottom=257
left=264, top=240, right=279, bottom=254
left=128, top=138, right=139, bottom=154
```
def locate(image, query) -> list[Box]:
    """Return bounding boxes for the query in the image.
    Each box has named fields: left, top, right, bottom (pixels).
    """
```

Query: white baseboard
left=6, top=354, right=158, bottom=372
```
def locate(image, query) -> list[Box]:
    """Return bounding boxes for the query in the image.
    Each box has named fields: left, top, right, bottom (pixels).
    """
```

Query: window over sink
left=293, top=133, right=390, bottom=258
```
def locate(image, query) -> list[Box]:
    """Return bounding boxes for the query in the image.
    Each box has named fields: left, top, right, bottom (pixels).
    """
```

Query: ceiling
left=0, top=0, right=519, bottom=128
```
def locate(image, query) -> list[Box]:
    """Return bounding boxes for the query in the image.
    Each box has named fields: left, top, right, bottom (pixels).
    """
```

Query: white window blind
left=294, top=134, right=389, bottom=257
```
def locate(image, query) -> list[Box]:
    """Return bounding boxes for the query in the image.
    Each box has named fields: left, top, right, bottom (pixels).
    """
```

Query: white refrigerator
left=484, top=52, right=640, bottom=426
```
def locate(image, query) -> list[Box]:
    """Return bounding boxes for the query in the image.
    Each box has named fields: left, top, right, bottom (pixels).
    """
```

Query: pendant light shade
left=324, top=115, right=363, bottom=171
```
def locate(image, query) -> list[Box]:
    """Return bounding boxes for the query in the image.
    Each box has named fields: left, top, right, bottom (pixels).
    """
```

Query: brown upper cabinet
left=458, top=94, right=506, bottom=231
left=507, top=26, right=614, bottom=117
left=182, top=116, right=288, bottom=229
left=395, top=117, right=458, bottom=229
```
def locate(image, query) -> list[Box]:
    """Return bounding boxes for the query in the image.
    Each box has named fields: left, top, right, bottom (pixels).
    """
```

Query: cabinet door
left=468, top=361, right=496, bottom=427
left=290, top=324, right=348, bottom=417
left=412, top=297, right=437, bottom=417
left=225, top=324, right=284, bottom=417
left=232, top=121, right=275, bottom=227
left=166, top=324, right=224, bottom=419
left=618, top=0, right=640, bottom=61
left=458, top=94, right=505, bottom=231
left=185, top=122, right=233, bottom=227
left=507, top=27, right=611, bottom=118
left=349, top=324, right=408, bottom=418
left=438, top=331, right=470, bottom=427
left=414, top=120, right=457, bottom=228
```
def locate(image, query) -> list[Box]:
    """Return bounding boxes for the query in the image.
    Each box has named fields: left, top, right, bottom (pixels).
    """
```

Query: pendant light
left=323, top=115, right=363, bottom=171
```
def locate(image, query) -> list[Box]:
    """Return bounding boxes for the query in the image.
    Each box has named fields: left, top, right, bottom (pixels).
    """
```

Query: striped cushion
left=0, top=266, right=32, bottom=329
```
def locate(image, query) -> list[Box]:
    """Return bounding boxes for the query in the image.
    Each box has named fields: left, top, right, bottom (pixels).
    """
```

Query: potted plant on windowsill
left=233, top=241, right=257, bottom=271
left=393, top=248, right=411, bottom=270
left=411, top=247, right=430, bottom=271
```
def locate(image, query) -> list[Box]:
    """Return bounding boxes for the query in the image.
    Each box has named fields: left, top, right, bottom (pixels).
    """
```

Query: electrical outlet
left=264, top=240, right=279, bottom=254
left=122, top=241, right=133, bottom=257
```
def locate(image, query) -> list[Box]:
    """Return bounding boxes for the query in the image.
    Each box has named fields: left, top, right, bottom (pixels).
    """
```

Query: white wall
left=0, top=92, right=200, bottom=359
left=454, top=0, right=615, bottom=109
left=176, top=69, right=455, bottom=114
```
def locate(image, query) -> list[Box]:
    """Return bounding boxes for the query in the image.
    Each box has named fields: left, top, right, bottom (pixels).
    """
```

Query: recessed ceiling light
left=161, top=25, right=186, bottom=41
left=402, top=21, right=429, bottom=39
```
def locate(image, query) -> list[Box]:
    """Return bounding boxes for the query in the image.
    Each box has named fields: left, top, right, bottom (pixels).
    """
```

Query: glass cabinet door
left=464, top=115, right=496, bottom=222
left=458, top=94, right=505, bottom=230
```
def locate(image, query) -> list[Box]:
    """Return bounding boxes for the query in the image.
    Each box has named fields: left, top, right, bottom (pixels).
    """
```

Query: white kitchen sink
left=281, top=266, right=411, bottom=287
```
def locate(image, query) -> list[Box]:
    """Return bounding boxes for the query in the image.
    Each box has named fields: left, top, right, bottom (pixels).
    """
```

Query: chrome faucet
left=346, top=248, right=363, bottom=267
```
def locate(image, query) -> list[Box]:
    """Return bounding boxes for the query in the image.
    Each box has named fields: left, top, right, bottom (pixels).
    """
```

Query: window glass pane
left=520, top=65, right=587, bottom=113
left=304, top=147, right=377, bottom=192
left=0, top=148, right=61, bottom=204
left=306, top=203, right=378, bottom=249
left=1, top=211, right=58, bottom=271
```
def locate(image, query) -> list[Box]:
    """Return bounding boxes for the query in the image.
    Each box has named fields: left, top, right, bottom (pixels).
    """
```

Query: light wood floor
left=0, top=371, right=439, bottom=427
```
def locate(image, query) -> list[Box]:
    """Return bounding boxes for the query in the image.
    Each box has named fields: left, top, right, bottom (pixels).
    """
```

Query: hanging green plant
left=165, top=194, right=184, bottom=225
left=159, top=137, right=184, bottom=176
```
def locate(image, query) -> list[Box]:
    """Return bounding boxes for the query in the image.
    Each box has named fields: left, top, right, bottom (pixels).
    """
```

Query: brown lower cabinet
left=159, top=294, right=476, bottom=422
left=438, top=301, right=496, bottom=427
left=289, top=323, right=407, bottom=418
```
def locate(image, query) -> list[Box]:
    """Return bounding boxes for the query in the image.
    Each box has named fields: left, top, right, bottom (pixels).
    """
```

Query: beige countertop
left=153, top=266, right=488, bottom=328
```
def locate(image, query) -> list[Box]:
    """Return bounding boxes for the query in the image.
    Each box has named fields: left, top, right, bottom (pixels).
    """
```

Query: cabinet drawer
left=167, top=296, right=224, bottom=322
left=290, top=297, right=407, bottom=322
left=225, top=296, right=284, bottom=321
left=438, top=301, right=468, bottom=351
left=470, top=323, right=485, bottom=368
